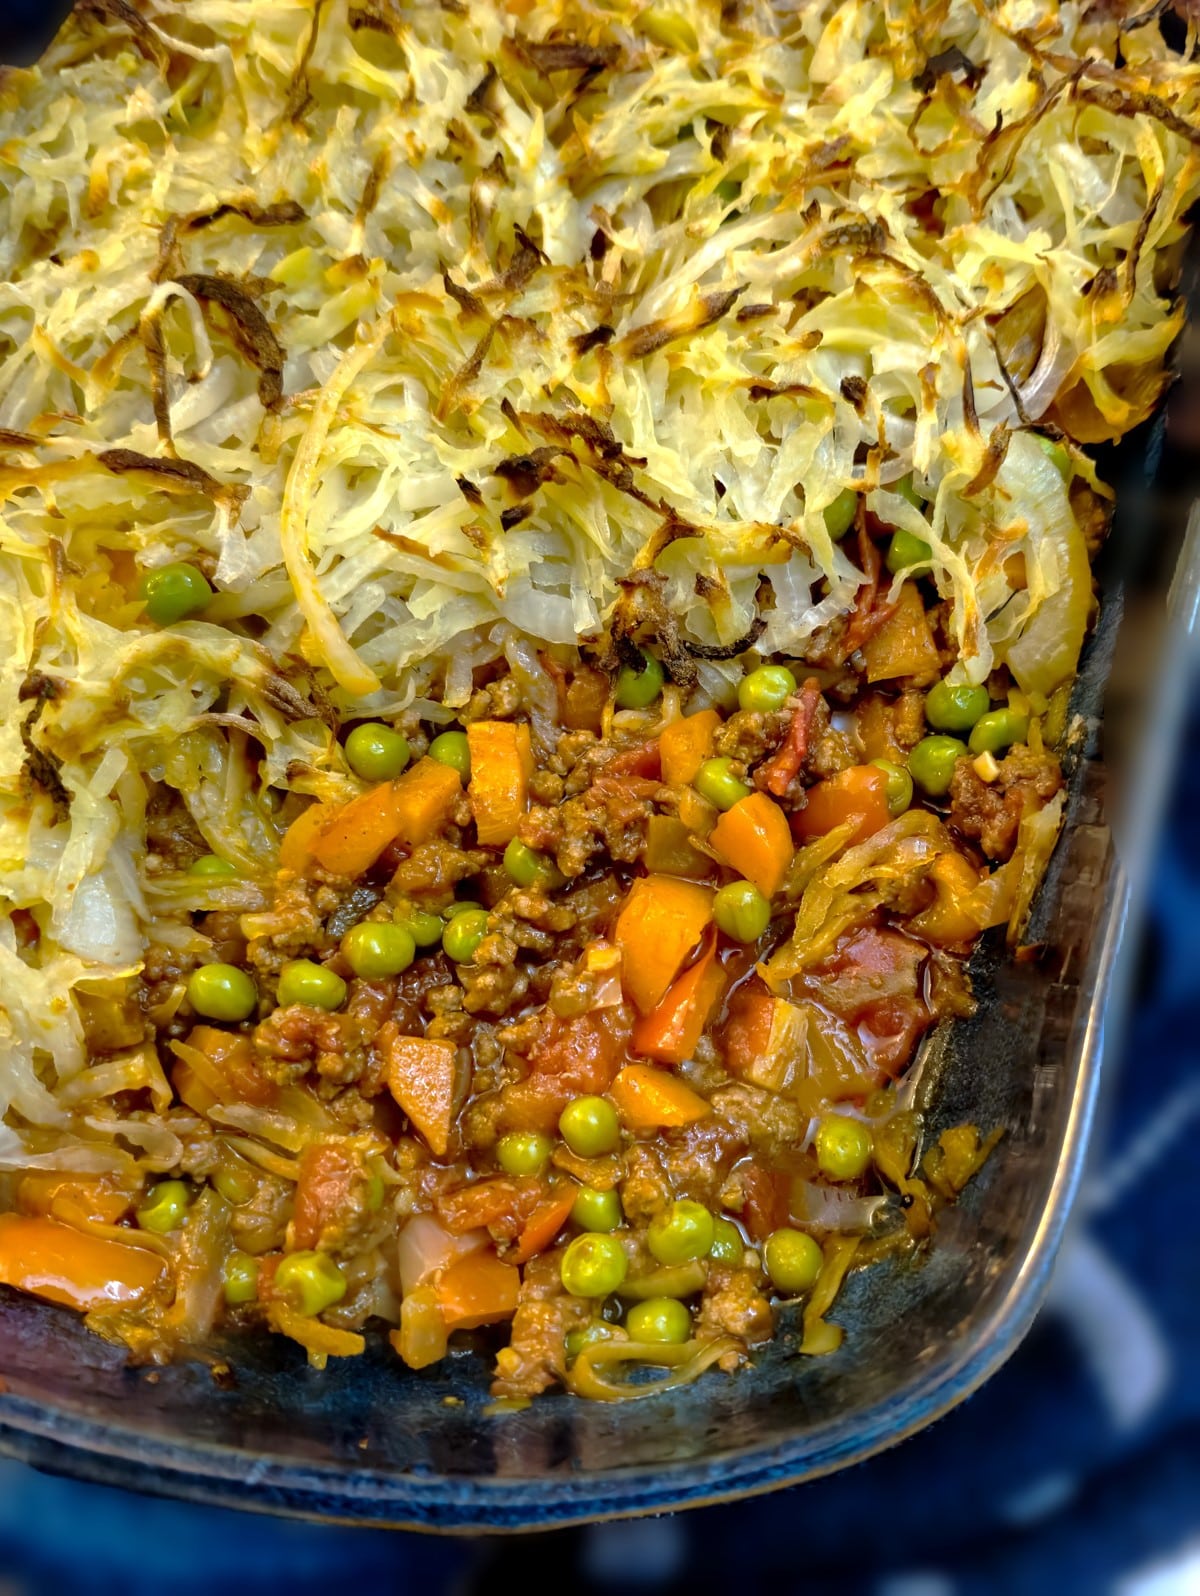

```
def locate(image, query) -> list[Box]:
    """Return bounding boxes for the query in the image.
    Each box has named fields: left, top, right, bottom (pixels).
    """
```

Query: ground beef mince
left=38, top=630, right=1054, bottom=1398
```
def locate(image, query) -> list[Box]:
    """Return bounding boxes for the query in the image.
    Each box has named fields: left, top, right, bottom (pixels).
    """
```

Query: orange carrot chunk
left=610, top=1064, right=712, bottom=1129
left=631, top=930, right=725, bottom=1066
left=311, top=757, right=461, bottom=878
left=612, top=876, right=714, bottom=1014
left=381, top=1027, right=458, bottom=1157
left=435, top=1251, right=521, bottom=1331
left=278, top=801, right=337, bottom=874
left=709, top=791, right=794, bottom=899
left=791, top=766, right=891, bottom=848
left=512, top=1189, right=578, bottom=1264
left=861, top=582, right=940, bottom=683
left=467, top=721, right=533, bottom=846
left=0, top=1214, right=165, bottom=1312
left=659, top=710, right=721, bottom=787
left=16, top=1174, right=132, bottom=1227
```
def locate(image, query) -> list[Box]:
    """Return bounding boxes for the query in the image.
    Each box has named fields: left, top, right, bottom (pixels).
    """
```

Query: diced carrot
left=16, top=1174, right=132, bottom=1227
left=610, top=1064, right=712, bottom=1129
left=177, top=1025, right=276, bottom=1106
left=631, top=929, right=725, bottom=1066
left=717, top=980, right=778, bottom=1079
left=855, top=694, right=906, bottom=764
left=381, top=1025, right=458, bottom=1157
left=512, top=1188, right=578, bottom=1264
left=791, top=766, right=891, bottom=848
left=292, top=1143, right=359, bottom=1251
left=613, top=876, right=714, bottom=1014
left=435, top=1251, right=521, bottom=1331
left=311, top=757, right=461, bottom=877
left=278, top=801, right=337, bottom=874
left=659, top=710, right=721, bottom=787
left=436, top=1176, right=543, bottom=1238
left=709, top=791, right=794, bottom=898
left=861, top=581, right=940, bottom=683
left=606, top=740, right=662, bottom=780
left=467, top=721, right=533, bottom=846
left=738, top=1163, right=791, bottom=1243
left=563, top=666, right=609, bottom=733
left=0, top=1214, right=165, bottom=1312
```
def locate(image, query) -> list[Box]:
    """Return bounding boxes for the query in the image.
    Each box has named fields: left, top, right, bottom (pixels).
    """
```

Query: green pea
left=341, top=922, right=415, bottom=979
left=925, top=678, right=990, bottom=733
left=738, top=664, right=797, bottom=715
left=560, top=1232, right=628, bottom=1298
left=763, top=1227, right=823, bottom=1294
left=709, top=1217, right=745, bottom=1265
left=908, top=735, right=966, bottom=798
left=136, top=1179, right=191, bottom=1234
left=495, top=1130, right=553, bottom=1178
left=442, top=907, right=490, bottom=964
left=572, top=1185, right=623, bottom=1233
left=276, top=959, right=347, bottom=1011
left=713, top=880, right=772, bottom=943
left=503, top=837, right=563, bottom=891
left=886, top=528, right=932, bottom=575
left=273, top=1250, right=347, bottom=1316
left=695, top=757, right=752, bottom=812
left=187, top=963, right=257, bottom=1023
left=968, top=707, right=1029, bottom=756
left=1037, top=434, right=1072, bottom=482
left=565, top=1321, right=617, bottom=1362
left=558, top=1095, right=621, bottom=1158
left=823, top=487, right=858, bottom=540
left=614, top=651, right=664, bottom=710
left=187, top=854, right=236, bottom=878
left=212, top=1159, right=256, bottom=1205
left=345, top=722, right=410, bottom=782
left=647, top=1199, right=715, bottom=1266
left=223, top=1250, right=259, bottom=1306
left=397, top=908, right=444, bottom=948
left=869, top=759, right=913, bottom=817
left=625, top=1296, right=691, bottom=1345
left=895, top=474, right=924, bottom=509
left=815, top=1114, right=874, bottom=1180
left=428, top=730, right=470, bottom=779
left=139, top=562, right=213, bottom=625
left=443, top=900, right=484, bottom=918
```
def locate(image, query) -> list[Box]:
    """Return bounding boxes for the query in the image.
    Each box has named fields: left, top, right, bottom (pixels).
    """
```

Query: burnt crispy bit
left=913, top=46, right=986, bottom=94
left=75, top=0, right=168, bottom=69
left=618, top=285, right=745, bottom=360
left=523, top=40, right=620, bottom=75
left=441, top=270, right=488, bottom=321
left=20, top=697, right=69, bottom=819
left=175, top=273, right=285, bottom=411
left=492, top=447, right=564, bottom=497
left=181, top=199, right=305, bottom=233
left=479, top=226, right=547, bottom=298
left=96, top=448, right=249, bottom=508
left=840, top=374, right=868, bottom=411
left=571, top=325, right=615, bottom=356
left=284, top=0, right=328, bottom=122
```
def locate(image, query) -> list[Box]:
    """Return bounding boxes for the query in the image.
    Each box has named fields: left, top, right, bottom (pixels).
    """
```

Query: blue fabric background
left=0, top=2, right=1196, bottom=1588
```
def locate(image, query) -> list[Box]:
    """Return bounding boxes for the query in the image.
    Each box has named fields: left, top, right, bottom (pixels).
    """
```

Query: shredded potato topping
left=0, top=0, right=1196, bottom=1382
